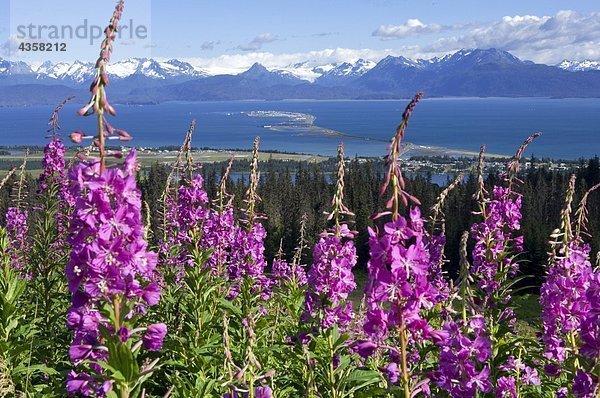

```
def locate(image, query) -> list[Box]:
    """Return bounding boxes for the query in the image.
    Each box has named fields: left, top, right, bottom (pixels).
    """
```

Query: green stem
left=399, top=323, right=410, bottom=398
left=96, top=85, right=106, bottom=173
left=327, top=332, right=339, bottom=398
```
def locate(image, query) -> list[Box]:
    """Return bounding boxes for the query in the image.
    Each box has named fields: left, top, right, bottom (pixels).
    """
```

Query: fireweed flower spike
left=541, top=175, right=599, bottom=396
left=299, top=144, right=357, bottom=398
left=228, top=137, right=270, bottom=296
left=426, top=172, right=463, bottom=304
left=433, top=317, right=493, bottom=397
left=72, top=0, right=129, bottom=172
left=66, top=146, right=165, bottom=396
left=66, top=150, right=164, bottom=397
left=469, top=134, right=539, bottom=305
left=157, top=121, right=214, bottom=279
left=378, top=92, right=423, bottom=216
left=40, top=96, right=73, bottom=192
left=6, top=157, right=30, bottom=275
left=271, top=214, right=308, bottom=287
left=39, top=98, right=76, bottom=255
left=363, top=93, right=446, bottom=398
left=303, top=144, right=357, bottom=331
left=5, top=207, right=29, bottom=273
left=65, top=2, right=164, bottom=397
left=456, top=135, right=541, bottom=396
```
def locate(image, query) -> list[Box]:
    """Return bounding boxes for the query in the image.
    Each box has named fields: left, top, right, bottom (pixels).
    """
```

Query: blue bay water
left=0, top=98, right=598, bottom=159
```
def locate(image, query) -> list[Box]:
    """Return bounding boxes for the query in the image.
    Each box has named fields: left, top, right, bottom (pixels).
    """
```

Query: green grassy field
left=0, top=148, right=329, bottom=177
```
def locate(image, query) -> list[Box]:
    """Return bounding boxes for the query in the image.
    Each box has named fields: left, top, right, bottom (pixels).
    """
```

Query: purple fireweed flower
left=176, top=175, right=208, bottom=227
left=39, top=137, right=74, bottom=254
left=271, top=257, right=308, bottom=287
left=354, top=341, right=378, bottom=358
left=227, top=221, right=271, bottom=298
left=425, top=233, right=450, bottom=303
left=572, top=370, right=598, bottom=398
left=364, top=207, right=445, bottom=344
left=223, top=386, right=272, bottom=398
left=254, top=386, right=273, bottom=398
left=579, top=271, right=599, bottom=360
left=383, top=362, right=400, bottom=384
left=66, top=150, right=163, bottom=391
left=143, top=323, right=168, bottom=351
left=521, top=366, right=541, bottom=386
left=557, top=387, right=569, bottom=398
left=201, top=207, right=236, bottom=275
left=142, top=282, right=161, bottom=306
left=470, top=186, right=523, bottom=299
left=117, top=326, right=130, bottom=343
left=66, top=371, right=112, bottom=397
left=433, top=318, right=492, bottom=398
left=39, top=138, right=66, bottom=191
left=158, top=174, right=210, bottom=277
left=302, top=224, right=357, bottom=330
left=540, top=242, right=595, bottom=362
left=158, top=172, right=270, bottom=297
left=5, top=207, right=29, bottom=273
left=495, top=376, right=517, bottom=398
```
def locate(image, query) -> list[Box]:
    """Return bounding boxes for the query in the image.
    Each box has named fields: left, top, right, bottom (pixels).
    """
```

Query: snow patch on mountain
left=557, top=59, right=600, bottom=72
left=23, top=58, right=208, bottom=82
left=274, top=59, right=376, bottom=82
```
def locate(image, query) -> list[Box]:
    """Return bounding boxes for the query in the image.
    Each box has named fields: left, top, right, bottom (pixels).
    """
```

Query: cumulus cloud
left=423, top=10, right=600, bottom=63
left=238, top=33, right=277, bottom=51
left=373, top=19, right=449, bottom=39
left=1, top=35, right=27, bottom=58
left=162, top=10, right=600, bottom=76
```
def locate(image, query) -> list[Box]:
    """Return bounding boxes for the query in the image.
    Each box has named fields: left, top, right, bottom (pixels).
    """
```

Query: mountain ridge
left=2, top=49, right=600, bottom=105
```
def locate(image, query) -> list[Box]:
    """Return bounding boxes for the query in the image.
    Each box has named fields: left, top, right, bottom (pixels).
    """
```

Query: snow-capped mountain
left=107, top=58, right=207, bottom=80
left=0, top=58, right=35, bottom=75
left=315, top=59, right=377, bottom=86
left=271, top=59, right=377, bottom=83
left=4, top=49, right=600, bottom=105
left=35, top=60, right=95, bottom=83
left=0, top=57, right=207, bottom=84
left=271, top=61, right=321, bottom=82
left=239, top=62, right=305, bottom=85
left=557, top=59, right=600, bottom=72
left=440, top=48, right=523, bottom=67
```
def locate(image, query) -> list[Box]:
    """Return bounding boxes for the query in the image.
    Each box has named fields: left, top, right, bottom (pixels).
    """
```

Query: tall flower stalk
left=224, top=137, right=273, bottom=398
left=362, top=93, right=446, bottom=398
left=457, top=134, right=541, bottom=396
left=303, top=144, right=356, bottom=332
left=65, top=2, right=165, bottom=397
left=6, top=156, right=30, bottom=276
left=541, top=175, right=599, bottom=397
left=72, top=0, right=132, bottom=170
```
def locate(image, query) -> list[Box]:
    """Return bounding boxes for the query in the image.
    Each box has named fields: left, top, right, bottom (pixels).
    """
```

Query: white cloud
left=423, top=10, right=600, bottom=63
left=373, top=19, right=447, bottom=39
left=142, top=10, right=600, bottom=76
left=1, top=35, right=24, bottom=58
left=238, top=33, right=277, bottom=51
left=177, top=47, right=399, bottom=76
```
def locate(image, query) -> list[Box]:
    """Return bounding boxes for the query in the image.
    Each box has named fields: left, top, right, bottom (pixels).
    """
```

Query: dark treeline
left=1, top=155, right=598, bottom=287
left=137, top=156, right=600, bottom=287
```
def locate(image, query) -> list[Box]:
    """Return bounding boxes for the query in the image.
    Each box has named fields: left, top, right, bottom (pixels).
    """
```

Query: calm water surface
left=0, top=98, right=598, bottom=159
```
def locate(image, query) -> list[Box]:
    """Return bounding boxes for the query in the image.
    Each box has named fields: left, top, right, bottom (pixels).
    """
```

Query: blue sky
left=2, top=0, right=600, bottom=70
